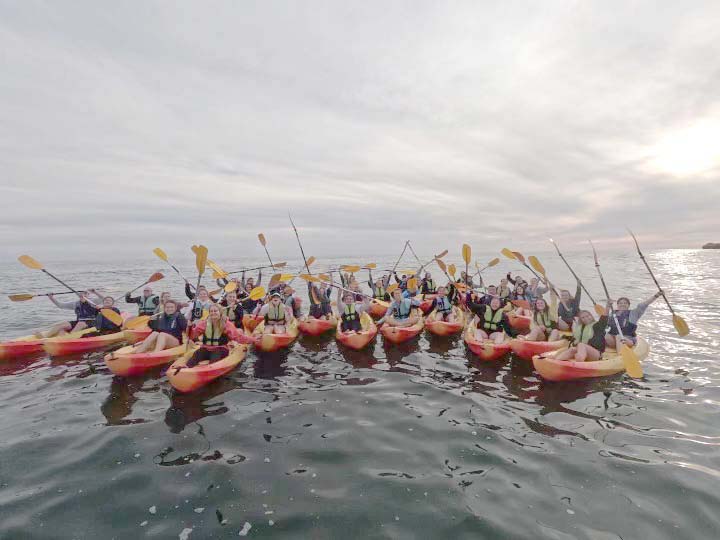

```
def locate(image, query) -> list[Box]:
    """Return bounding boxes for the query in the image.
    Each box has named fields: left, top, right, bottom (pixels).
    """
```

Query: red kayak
left=252, top=319, right=299, bottom=352
left=418, top=294, right=438, bottom=315
left=425, top=308, right=466, bottom=336
left=509, top=338, right=568, bottom=361
left=123, top=328, right=152, bottom=345
left=167, top=343, right=248, bottom=392
left=464, top=326, right=511, bottom=361
left=104, top=342, right=187, bottom=376
left=242, top=314, right=263, bottom=333
left=380, top=313, right=424, bottom=344
left=0, top=335, right=45, bottom=361
left=336, top=313, right=377, bottom=350
left=298, top=316, right=337, bottom=336
left=369, top=301, right=388, bottom=319
left=507, top=311, right=531, bottom=333
left=43, top=330, right=127, bottom=357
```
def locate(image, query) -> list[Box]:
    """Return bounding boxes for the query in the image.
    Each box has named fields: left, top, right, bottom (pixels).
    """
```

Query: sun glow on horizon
left=647, top=119, right=720, bottom=177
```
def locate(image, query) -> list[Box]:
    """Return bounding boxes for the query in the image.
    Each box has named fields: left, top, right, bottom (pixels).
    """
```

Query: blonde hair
left=207, top=303, right=228, bottom=333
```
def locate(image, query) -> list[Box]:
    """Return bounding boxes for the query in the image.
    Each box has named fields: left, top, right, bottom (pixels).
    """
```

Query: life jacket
left=573, top=322, right=595, bottom=345
left=534, top=311, right=553, bottom=329
left=95, top=307, right=121, bottom=331
left=75, top=301, right=98, bottom=322
left=191, top=300, right=210, bottom=321
left=498, top=286, right=510, bottom=299
left=611, top=310, right=638, bottom=337
left=424, top=279, right=436, bottom=293
left=341, top=303, right=361, bottom=331
left=392, top=299, right=412, bottom=319
left=138, top=294, right=158, bottom=316
left=435, top=296, right=452, bottom=315
left=482, top=308, right=504, bottom=331
left=157, top=313, right=184, bottom=340
left=373, top=285, right=386, bottom=300
left=265, top=304, right=286, bottom=324
left=203, top=321, right=228, bottom=346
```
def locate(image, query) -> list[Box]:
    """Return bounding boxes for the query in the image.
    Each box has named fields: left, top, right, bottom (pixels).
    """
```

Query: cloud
left=1, top=0, right=719, bottom=263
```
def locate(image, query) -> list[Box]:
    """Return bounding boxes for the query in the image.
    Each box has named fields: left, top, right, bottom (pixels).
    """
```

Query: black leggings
left=186, top=347, right=228, bottom=368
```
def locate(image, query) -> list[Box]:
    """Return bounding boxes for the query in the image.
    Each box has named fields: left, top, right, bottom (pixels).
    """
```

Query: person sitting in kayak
left=240, top=282, right=262, bottom=313
left=258, top=292, right=294, bottom=334
left=519, top=295, right=562, bottom=342
left=130, top=299, right=188, bottom=354
left=241, top=269, right=261, bottom=291
left=510, top=284, right=533, bottom=317
left=393, top=272, right=409, bottom=291
left=402, top=278, right=420, bottom=299
left=428, top=286, right=458, bottom=322
left=477, top=285, right=502, bottom=306
left=554, top=306, right=610, bottom=362
left=526, top=277, right=548, bottom=304
left=220, top=290, right=244, bottom=329
left=457, top=272, right=474, bottom=289
left=188, top=287, right=214, bottom=322
left=37, top=289, right=104, bottom=337
left=125, top=286, right=159, bottom=316
left=83, top=296, right=123, bottom=337
left=379, top=288, right=421, bottom=327
left=506, top=273, right=528, bottom=288
left=186, top=303, right=247, bottom=367
left=466, top=296, right=514, bottom=344
left=421, top=272, right=437, bottom=294
left=282, top=285, right=301, bottom=318
left=367, top=269, right=391, bottom=301
left=308, top=280, right=333, bottom=319
left=154, top=292, right=187, bottom=315
left=337, top=290, right=370, bottom=333
left=498, top=278, right=512, bottom=300
left=557, top=280, right=582, bottom=330
left=605, top=291, right=662, bottom=350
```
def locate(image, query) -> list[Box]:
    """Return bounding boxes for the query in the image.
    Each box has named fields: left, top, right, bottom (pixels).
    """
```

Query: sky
left=1, top=1, right=719, bottom=262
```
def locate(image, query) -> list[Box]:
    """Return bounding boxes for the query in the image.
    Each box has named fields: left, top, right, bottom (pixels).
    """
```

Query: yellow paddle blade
left=191, top=245, right=199, bottom=254
left=201, top=309, right=209, bottom=320
left=208, top=288, right=222, bottom=296
left=621, top=344, right=643, bottom=378
left=387, top=283, right=399, bottom=294
left=487, top=257, right=500, bottom=268
left=268, top=273, right=281, bottom=288
left=673, top=314, right=690, bottom=337
left=455, top=282, right=468, bottom=291
left=436, top=259, right=447, bottom=272
left=594, top=304, right=607, bottom=317
left=364, top=263, right=377, bottom=269
left=279, top=273, right=295, bottom=282
left=306, top=256, right=316, bottom=267
left=300, top=274, right=319, bottom=282
left=194, top=245, right=208, bottom=275
left=528, top=256, right=545, bottom=276
left=147, top=272, right=164, bottom=283
left=153, top=247, right=169, bottom=262
left=501, top=248, right=516, bottom=260
left=224, top=281, right=238, bottom=293
left=372, top=299, right=390, bottom=308
left=212, top=270, right=225, bottom=280
left=18, top=255, right=43, bottom=270
left=273, top=262, right=287, bottom=269
left=407, top=277, right=418, bottom=290
left=258, top=233, right=267, bottom=246
left=101, top=309, right=124, bottom=327
left=435, top=249, right=449, bottom=259
left=462, top=244, right=471, bottom=265
left=124, top=315, right=151, bottom=330
left=399, top=269, right=416, bottom=276
left=448, top=264, right=456, bottom=277
left=512, top=251, right=526, bottom=263
left=8, top=293, right=34, bottom=302
left=341, top=265, right=361, bottom=273
left=206, top=260, right=227, bottom=278
left=318, top=274, right=331, bottom=282
left=248, top=286, right=265, bottom=300
left=511, top=299, right=531, bottom=310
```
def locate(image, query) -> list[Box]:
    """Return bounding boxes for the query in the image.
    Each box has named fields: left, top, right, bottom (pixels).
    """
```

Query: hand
left=88, top=288, right=96, bottom=293
left=656, top=290, right=664, bottom=298
left=48, top=293, right=54, bottom=299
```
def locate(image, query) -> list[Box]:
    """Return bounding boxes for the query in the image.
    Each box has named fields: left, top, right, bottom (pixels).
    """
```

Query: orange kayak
left=464, top=326, right=511, bottom=361
left=336, top=313, right=377, bottom=350
left=167, top=343, right=248, bottom=392
left=509, top=338, right=568, bottom=361
left=252, top=319, right=299, bottom=352
left=104, top=342, right=187, bottom=376
left=242, top=314, right=263, bottom=333
left=380, top=312, right=424, bottom=344
left=533, top=337, right=649, bottom=381
left=0, top=335, right=45, bottom=360
left=369, top=301, right=388, bottom=319
left=298, top=315, right=337, bottom=336
left=507, top=311, right=531, bottom=333
left=418, top=294, right=438, bottom=315
left=123, top=327, right=152, bottom=345
left=425, top=308, right=465, bottom=336
left=43, top=329, right=127, bottom=357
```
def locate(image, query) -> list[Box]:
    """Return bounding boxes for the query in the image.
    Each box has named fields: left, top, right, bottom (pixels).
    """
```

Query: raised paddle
left=126, top=272, right=165, bottom=296
left=289, top=214, right=313, bottom=275
left=153, top=248, right=192, bottom=286
left=100, top=308, right=124, bottom=328
left=462, top=244, right=471, bottom=287
left=9, top=291, right=78, bottom=302
left=17, top=255, right=82, bottom=297
left=258, top=233, right=276, bottom=269
left=548, top=238, right=599, bottom=306
left=627, top=229, right=689, bottom=337
left=320, top=279, right=390, bottom=309
left=448, top=264, right=457, bottom=278
left=227, top=262, right=287, bottom=275
left=407, top=241, right=423, bottom=265
left=391, top=241, right=410, bottom=273
left=435, top=258, right=453, bottom=283
left=590, top=240, right=643, bottom=378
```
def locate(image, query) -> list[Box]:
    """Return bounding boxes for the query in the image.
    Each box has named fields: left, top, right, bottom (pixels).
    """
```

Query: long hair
left=207, top=303, right=228, bottom=333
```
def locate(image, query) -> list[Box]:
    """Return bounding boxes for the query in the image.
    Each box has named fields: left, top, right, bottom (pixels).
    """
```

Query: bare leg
left=605, top=334, right=616, bottom=350
left=154, top=333, right=179, bottom=352
left=557, top=319, right=570, bottom=331
left=135, top=332, right=159, bottom=353
left=548, top=329, right=561, bottom=341
left=490, top=331, right=505, bottom=344
left=525, top=327, right=546, bottom=342
left=576, top=343, right=601, bottom=362
left=475, top=328, right=490, bottom=341
left=554, top=346, right=577, bottom=362
left=37, top=322, right=72, bottom=339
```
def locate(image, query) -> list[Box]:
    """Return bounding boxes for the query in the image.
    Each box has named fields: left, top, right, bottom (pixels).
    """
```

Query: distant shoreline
left=703, top=243, right=720, bottom=249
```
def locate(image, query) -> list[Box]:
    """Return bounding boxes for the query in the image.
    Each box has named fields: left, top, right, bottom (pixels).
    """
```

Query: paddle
left=627, top=229, right=689, bottom=337
left=17, top=255, right=82, bottom=297
left=392, top=241, right=410, bottom=273
left=100, top=308, right=124, bottom=328
left=448, top=264, right=457, bottom=278
left=227, top=262, right=287, bottom=275
left=258, top=233, right=276, bottom=269
left=407, top=241, right=423, bottom=265
left=462, top=244, right=471, bottom=288
left=548, top=238, right=599, bottom=307
left=417, top=249, right=449, bottom=274
left=435, top=258, right=453, bottom=283
left=288, top=214, right=313, bottom=276
left=319, top=278, right=389, bottom=308
left=190, top=244, right=208, bottom=318
left=126, top=272, right=165, bottom=296
left=153, top=248, right=192, bottom=286
left=589, top=240, right=643, bottom=378
left=8, top=291, right=78, bottom=302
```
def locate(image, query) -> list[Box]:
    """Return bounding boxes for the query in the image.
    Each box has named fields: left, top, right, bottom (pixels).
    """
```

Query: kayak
left=369, top=301, right=388, bottom=319
left=43, top=329, right=128, bottom=357
left=0, top=335, right=45, bottom=360
left=242, top=314, right=263, bottom=333
left=380, top=311, right=424, bottom=344
left=533, top=337, right=650, bottom=381
left=425, top=307, right=466, bottom=336
left=509, top=337, right=569, bottom=361
left=104, top=342, right=187, bottom=376
left=336, top=312, right=377, bottom=350
left=507, top=311, right=531, bottom=333
left=464, top=325, right=511, bottom=361
left=167, top=343, right=248, bottom=392
left=298, top=315, right=338, bottom=336
left=418, top=294, right=438, bottom=315
left=123, top=327, right=152, bottom=344
left=252, top=318, right=299, bottom=352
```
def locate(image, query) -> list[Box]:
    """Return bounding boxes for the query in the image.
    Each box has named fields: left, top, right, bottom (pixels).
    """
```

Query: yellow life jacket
left=482, top=308, right=504, bottom=331
left=573, top=322, right=594, bottom=344
left=534, top=311, right=553, bottom=329
left=265, top=304, right=286, bottom=323
left=203, top=321, right=227, bottom=345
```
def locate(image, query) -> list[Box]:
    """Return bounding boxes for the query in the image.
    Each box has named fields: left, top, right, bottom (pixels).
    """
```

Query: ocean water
left=0, top=249, right=718, bottom=539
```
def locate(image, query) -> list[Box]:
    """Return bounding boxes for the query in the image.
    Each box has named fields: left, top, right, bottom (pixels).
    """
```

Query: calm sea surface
left=0, top=249, right=718, bottom=539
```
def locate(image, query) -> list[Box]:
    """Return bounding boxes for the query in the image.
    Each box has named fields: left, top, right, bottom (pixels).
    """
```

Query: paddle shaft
left=288, top=214, right=312, bottom=274
left=550, top=240, right=597, bottom=305
left=41, top=269, right=81, bottom=297
left=227, top=263, right=281, bottom=275
left=392, top=241, right=409, bottom=272
left=407, top=242, right=423, bottom=265
left=628, top=231, right=676, bottom=315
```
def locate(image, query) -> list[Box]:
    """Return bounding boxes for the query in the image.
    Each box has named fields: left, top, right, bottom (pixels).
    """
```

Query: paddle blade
left=512, top=251, right=526, bottom=263
left=191, top=245, right=199, bottom=254
left=372, top=299, right=390, bottom=308
left=224, top=281, right=238, bottom=293
left=18, top=255, right=43, bottom=270
left=399, top=269, right=416, bottom=276
left=300, top=274, right=319, bottom=282
left=436, top=259, right=447, bottom=272
left=501, top=248, right=516, bottom=260
left=258, top=233, right=267, bottom=246
left=8, top=293, right=34, bottom=302
left=407, top=277, right=418, bottom=290
left=207, top=260, right=227, bottom=278
left=124, top=315, right=151, bottom=330
left=279, top=274, right=295, bottom=282
left=364, top=263, right=377, bottom=269
left=306, top=256, right=316, bottom=267
left=153, top=248, right=169, bottom=262
left=511, top=299, right=531, bottom=310
left=318, top=273, right=331, bottom=282
left=621, top=344, right=643, bottom=378
left=147, top=272, right=164, bottom=283
left=435, top=250, right=449, bottom=259
left=101, top=309, right=124, bottom=327
left=201, top=309, right=209, bottom=320
left=387, top=283, right=399, bottom=294
left=342, top=265, right=361, bottom=273
left=594, top=304, right=607, bottom=317
left=529, top=256, right=545, bottom=276
left=448, top=264, right=456, bottom=277
left=212, top=270, right=226, bottom=280
left=454, top=282, right=468, bottom=291
left=273, top=262, right=287, bottom=269
left=487, top=257, right=500, bottom=268
left=462, top=244, right=471, bottom=265
left=194, top=245, right=208, bottom=275
left=268, top=273, right=281, bottom=288
left=673, top=314, right=690, bottom=337
left=248, top=286, right=265, bottom=301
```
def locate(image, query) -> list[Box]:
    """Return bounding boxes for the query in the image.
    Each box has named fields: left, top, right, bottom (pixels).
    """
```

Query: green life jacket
left=374, top=286, right=386, bottom=299
left=203, top=321, right=227, bottom=346
left=138, top=294, right=158, bottom=316
left=265, top=304, right=286, bottom=324
left=534, top=311, right=553, bottom=329
left=573, top=322, right=594, bottom=344
left=424, top=279, right=436, bottom=293
left=482, top=308, right=504, bottom=331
